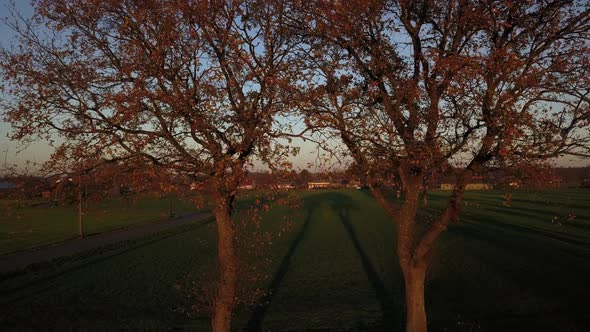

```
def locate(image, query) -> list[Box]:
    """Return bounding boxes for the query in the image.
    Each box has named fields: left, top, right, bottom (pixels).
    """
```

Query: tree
left=295, top=0, right=590, bottom=331
left=298, top=168, right=312, bottom=186
left=0, top=1, right=301, bottom=330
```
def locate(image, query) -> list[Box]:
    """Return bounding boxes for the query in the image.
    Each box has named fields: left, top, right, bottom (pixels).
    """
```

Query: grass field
left=0, top=196, right=202, bottom=255
left=1, top=189, right=589, bottom=331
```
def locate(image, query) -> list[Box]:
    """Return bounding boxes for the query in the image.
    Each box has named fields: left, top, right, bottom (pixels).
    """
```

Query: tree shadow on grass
left=340, top=209, right=398, bottom=329
left=246, top=191, right=400, bottom=331
left=325, top=192, right=400, bottom=330
left=428, top=217, right=590, bottom=330
left=246, top=196, right=318, bottom=331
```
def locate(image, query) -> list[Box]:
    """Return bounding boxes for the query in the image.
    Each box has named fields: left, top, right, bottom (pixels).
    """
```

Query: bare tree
left=295, top=0, right=590, bottom=331
left=0, top=1, right=301, bottom=330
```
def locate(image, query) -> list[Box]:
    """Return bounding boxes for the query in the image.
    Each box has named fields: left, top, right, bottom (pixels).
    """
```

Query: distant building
left=0, top=181, right=17, bottom=197
left=440, top=182, right=491, bottom=190
left=275, top=183, right=294, bottom=190
left=238, top=179, right=255, bottom=190
left=0, top=181, right=17, bottom=190
left=440, top=183, right=454, bottom=190
left=465, top=183, right=491, bottom=190
left=509, top=181, right=520, bottom=189
left=345, top=179, right=362, bottom=189
left=440, top=173, right=491, bottom=190
left=308, top=182, right=331, bottom=189
left=547, top=175, right=562, bottom=189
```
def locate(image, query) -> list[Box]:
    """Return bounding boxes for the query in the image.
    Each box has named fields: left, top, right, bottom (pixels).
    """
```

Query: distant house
left=440, top=183, right=454, bottom=190
left=547, top=175, right=562, bottom=189
left=275, top=183, right=294, bottom=190
left=238, top=179, right=255, bottom=190
left=0, top=177, right=55, bottom=199
left=440, top=182, right=491, bottom=190
left=465, top=183, right=491, bottom=190
left=345, top=179, right=362, bottom=189
left=0, top=181, right=17, bottom=197
left=509, top=181, right=521, bottom=189
left=0, top=181, right=17, bottom=190
left=308, top=182, right=331, bottom=189
left=51, top=178, right=75, bottom=201
left=440, top=173, right=491, bottom=190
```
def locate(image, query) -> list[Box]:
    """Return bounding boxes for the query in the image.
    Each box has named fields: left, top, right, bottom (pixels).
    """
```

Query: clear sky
left=0, top=1, right=587, bottom=174
left=0, top=1, right=327, bottom=172
left=0, top=0, right=45, bottom=170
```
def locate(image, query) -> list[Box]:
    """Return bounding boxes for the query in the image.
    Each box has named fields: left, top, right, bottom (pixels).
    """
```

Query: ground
left=0, top=189, right=589, bottom=331
left=0, top=211, right=211, bottom=273
left=0, top=196, right=201, bottom=255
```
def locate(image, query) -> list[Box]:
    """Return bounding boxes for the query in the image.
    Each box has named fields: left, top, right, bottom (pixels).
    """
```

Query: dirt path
left=0, top=211, right=211, bottom=274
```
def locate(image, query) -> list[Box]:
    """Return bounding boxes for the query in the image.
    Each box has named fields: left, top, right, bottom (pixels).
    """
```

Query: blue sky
left=0, top=0, right=49, bottom=170
left=0, top=1, right=326, bottom=172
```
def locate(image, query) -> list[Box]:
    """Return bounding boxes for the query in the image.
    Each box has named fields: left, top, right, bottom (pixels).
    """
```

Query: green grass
left=0, top=196, right=202, bottom=255
left=1, top=189, right=590, bottom=331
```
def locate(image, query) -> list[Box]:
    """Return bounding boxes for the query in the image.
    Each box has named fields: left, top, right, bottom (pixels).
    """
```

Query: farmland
left=1, top=189, right=590, bottom=331
left=0, top=196, right=202, bottom=255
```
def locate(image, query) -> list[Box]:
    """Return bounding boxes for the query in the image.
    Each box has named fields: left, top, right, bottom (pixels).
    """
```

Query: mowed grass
left=1, top=189, right=590, bottom=331
left=0, top=196, right=201, bottom=255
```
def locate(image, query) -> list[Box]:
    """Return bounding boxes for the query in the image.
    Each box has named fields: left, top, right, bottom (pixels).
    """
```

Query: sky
left=0, top=1, right=587, bottom=174
left=0, top=0, right=330, bottom=172
left=0, top=0, right=45, bottom=170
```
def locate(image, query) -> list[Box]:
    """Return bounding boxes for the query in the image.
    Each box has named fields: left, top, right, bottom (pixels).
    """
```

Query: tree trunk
left=397, top=176, right=428, bottom=332
left=403, top=261, right=428, bottom=332
left=211, top=198, right=238, bottom=332
left=84, top=184, right=88, bottom=211
left=77, top=188, right=84, bottom=239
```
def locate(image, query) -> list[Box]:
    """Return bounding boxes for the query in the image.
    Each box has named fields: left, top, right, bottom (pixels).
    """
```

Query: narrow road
left=0, top=211, right=212, bottom=274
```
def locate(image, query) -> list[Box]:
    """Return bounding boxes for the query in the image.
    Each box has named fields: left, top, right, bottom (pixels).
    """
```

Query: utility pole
left=78, top=176, right=84, bottom=239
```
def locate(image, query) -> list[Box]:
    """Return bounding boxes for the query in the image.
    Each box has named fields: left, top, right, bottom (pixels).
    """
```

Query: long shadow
left=323, top=192, right=399, bottom=330
left=460, top=218, right=590, bottom=257
left=337, top=208, right=398, bottom=329
left=246, top=199, right=317, bottom=331
left=490, top=216, right=588, bottom=246
left=247, top=191, right=402, bottom=330
left=316, top=191, right=403, bottom=329
left=438, top=222, right=590, bottom=331
left=445, top=220, right=590, bottom=292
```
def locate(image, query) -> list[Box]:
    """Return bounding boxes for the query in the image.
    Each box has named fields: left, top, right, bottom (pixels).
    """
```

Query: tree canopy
left=293, top=1, right=590, bottom=331
left=1, top=1, right=590, bottom=331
